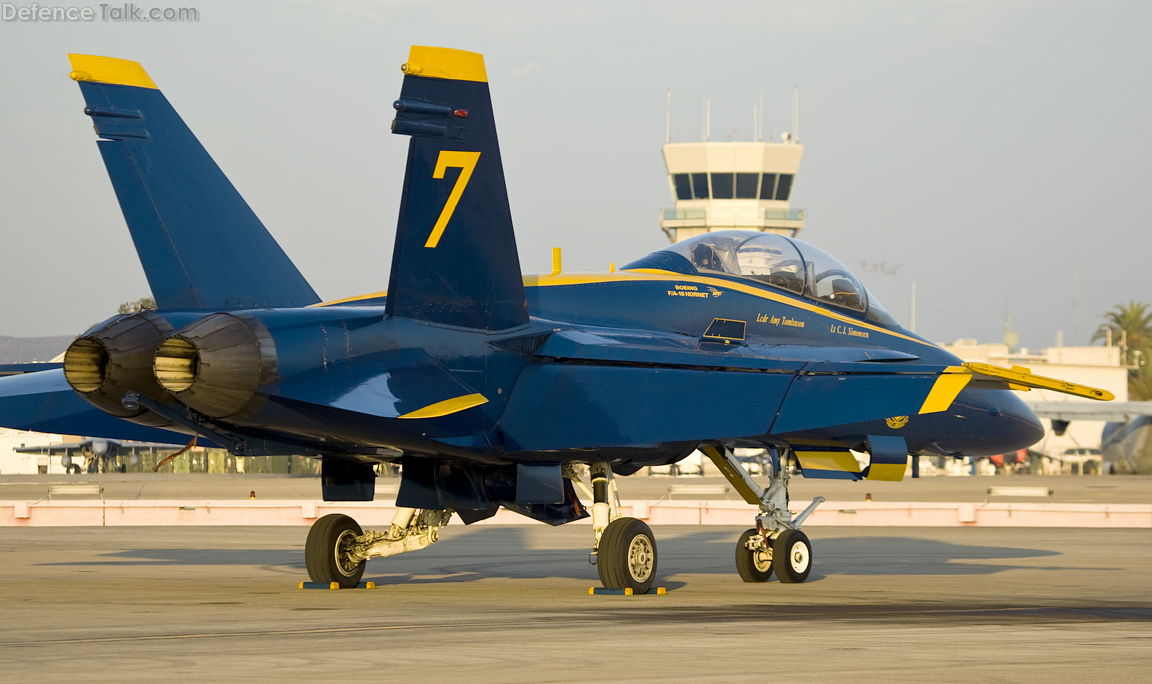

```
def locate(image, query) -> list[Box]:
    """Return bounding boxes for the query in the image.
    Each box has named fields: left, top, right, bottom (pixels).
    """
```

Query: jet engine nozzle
left=154, top=313, right=277, bottom=419
left=62, top=312, right=176, bottom=426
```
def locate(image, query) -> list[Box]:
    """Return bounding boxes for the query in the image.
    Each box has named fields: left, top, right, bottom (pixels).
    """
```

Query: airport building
left=941, top=339, right=1128, bottom=474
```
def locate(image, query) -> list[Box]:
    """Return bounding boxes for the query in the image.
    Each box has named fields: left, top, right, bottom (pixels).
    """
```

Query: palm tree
left=1092, top=301, right=1152, bottom=353
left=1094, top=301, right=1152, bottom=400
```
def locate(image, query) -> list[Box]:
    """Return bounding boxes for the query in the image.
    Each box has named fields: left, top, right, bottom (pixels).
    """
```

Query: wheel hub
left=334, top=529, right=362, bottom=577
left=789, top=541, right=810, bottom=573
left=627, top=534, right=654, bottom=582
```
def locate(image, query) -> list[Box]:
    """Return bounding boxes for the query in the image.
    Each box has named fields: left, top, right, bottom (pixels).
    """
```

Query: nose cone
left=929, top=388, right=1044, bottom=457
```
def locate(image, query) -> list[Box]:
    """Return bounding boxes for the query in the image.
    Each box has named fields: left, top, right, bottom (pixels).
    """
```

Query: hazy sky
left=1, top=1, right=1148, bottom=350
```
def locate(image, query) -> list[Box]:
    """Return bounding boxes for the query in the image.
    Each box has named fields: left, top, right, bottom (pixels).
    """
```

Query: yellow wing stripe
left=68, top=54, right=157, bottom=89
left=398, top=393, right=488, bottom=419
left=426, top=151, right=481, bottom=248
left=919, top=370, right=973, bottom=414
left=402, top=46, right=488, bottom=83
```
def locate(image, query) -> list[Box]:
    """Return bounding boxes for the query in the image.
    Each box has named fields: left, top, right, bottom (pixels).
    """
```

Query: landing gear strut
left=305, top=507, right=453, bottom=588
left=703, top=446, right=823, bottom=584
left=567, top=462, right=659, bottom=594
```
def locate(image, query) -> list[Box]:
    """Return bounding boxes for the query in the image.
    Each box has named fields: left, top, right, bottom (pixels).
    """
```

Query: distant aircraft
left=14, top=438, right=184, bottom=473
left=859, top=261, right=901, bottom=276
left=0, top=47, right=1112, bottom=592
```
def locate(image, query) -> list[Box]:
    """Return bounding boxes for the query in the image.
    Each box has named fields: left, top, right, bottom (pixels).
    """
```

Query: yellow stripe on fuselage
left=68, top=54, right=158, bottom=89
left=524, top=270, right=936, bottom=348
left=311, top=270, right=937, bottom=349
left=399, top=393, right=488, bottom=419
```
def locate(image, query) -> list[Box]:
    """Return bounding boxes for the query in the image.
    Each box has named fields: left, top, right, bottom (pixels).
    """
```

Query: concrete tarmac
left=0, top=525, right=1148, bottom=683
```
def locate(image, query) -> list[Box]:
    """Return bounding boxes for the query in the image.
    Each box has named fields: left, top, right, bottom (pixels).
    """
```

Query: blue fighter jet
left=0, top=47, right=1112, bottom=592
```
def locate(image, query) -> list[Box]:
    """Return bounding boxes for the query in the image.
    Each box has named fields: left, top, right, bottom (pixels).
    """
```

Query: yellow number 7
left=425, top=150, right=481, bottom=248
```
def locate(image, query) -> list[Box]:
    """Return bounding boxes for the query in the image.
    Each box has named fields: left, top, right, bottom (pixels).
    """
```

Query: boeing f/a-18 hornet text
left=0, top=47, right=1112, bottom=592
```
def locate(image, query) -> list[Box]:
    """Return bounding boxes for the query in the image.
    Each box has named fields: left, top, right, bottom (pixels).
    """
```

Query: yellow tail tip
left=67, top=54, right=157, bottom=89
left=404, top=46, right=487, bottom=83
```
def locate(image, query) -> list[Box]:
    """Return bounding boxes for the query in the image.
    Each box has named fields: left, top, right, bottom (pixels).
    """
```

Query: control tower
left=659, top=128, right=804, bottom=243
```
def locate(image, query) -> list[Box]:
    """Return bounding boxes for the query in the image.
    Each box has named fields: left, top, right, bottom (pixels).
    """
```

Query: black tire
left=597, top=517, right=657, bottom=594
left=735, top=528, right=773, bottom=582
left=305, top=514, right=365, bottom=588
left=772, top=529, right=812, bottom=584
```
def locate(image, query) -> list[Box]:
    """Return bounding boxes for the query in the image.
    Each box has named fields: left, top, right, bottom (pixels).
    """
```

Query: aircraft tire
left=305, top=513, right=365, bottom=588
left=772, top=529, right=812, bottom=584
left=735, top=528, right=773, bottom=582
left=597, top=517, right=657, bottom=594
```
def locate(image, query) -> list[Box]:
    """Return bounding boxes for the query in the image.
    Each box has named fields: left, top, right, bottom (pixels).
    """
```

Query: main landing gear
left=702, top=446, right=822, bottom=584
left=566, top=463, right=658, bottom=594
left=305, top=507, right=453, bottom=588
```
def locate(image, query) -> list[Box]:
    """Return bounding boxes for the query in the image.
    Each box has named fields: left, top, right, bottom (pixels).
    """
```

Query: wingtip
left=67, top=54, right=157, bottom=89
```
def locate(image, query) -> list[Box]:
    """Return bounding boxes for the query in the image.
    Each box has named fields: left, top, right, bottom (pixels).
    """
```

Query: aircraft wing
left=14, top=440, right=186, bottom=455
left=1026, top=401, right=1152, bottom=422
left=0, top=368, right=199, bottom=444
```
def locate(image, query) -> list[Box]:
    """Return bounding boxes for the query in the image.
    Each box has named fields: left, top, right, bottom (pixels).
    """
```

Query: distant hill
left=0, top=335, right=74, bottom=363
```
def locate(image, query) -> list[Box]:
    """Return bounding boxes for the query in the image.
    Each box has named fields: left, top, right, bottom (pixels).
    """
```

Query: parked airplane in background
left=15, top=438, right=183, bottom=473
left=0, top=47, right=1111, bottom=592
left=1029, top=402, right=1152, bottom=474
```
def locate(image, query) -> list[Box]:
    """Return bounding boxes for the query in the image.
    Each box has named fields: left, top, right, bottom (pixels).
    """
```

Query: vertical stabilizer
left=386, top=46, right=528, bottom=331
left=68, top=54, right=320, bottom=311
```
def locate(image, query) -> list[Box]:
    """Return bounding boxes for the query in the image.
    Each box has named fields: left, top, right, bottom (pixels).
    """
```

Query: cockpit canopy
left=622, top=231, right=898, bottom=326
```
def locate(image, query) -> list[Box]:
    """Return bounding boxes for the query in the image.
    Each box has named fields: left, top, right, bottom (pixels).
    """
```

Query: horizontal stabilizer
left=0, top=369, right=196, bottom=443
left=69, top=55, right=320, bottom=310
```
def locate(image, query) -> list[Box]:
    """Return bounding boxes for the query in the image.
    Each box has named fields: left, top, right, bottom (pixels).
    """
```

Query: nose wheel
left=735, top=528, right=773, bottom=582
left=772, top=528, right=812, bottom=583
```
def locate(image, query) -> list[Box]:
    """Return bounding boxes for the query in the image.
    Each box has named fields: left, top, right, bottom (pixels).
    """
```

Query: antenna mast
left=665, top=88, right=671, bottom=144
left=792, top=86, right=800, bottom=142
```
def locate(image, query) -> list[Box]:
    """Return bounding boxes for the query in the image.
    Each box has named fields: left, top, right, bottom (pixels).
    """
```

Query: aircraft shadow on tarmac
left=39, top=527, right=1103, bottom=585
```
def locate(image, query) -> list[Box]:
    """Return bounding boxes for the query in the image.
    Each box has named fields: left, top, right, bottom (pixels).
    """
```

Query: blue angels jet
left=0, top=47, right=1113, bottom=592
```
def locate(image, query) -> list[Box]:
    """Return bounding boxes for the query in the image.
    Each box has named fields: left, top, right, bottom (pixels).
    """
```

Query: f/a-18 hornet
left=0, top=46, right=1111, bottom=592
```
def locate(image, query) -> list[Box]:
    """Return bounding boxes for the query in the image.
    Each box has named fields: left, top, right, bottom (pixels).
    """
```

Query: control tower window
left=760, top=173, right=777, bottom=200
left=711, top=173, right=734, bottom=199
left=736, top=173, right=759, bottom=199
left=775, top=174, right=794, bottom=201
left=691, top=173, right=710, bottom=199
left=673, top=174, right=692, bottom=200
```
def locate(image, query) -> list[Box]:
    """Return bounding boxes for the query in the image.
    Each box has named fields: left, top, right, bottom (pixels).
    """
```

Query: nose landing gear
left=702, top=446, right=823, bottom=584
